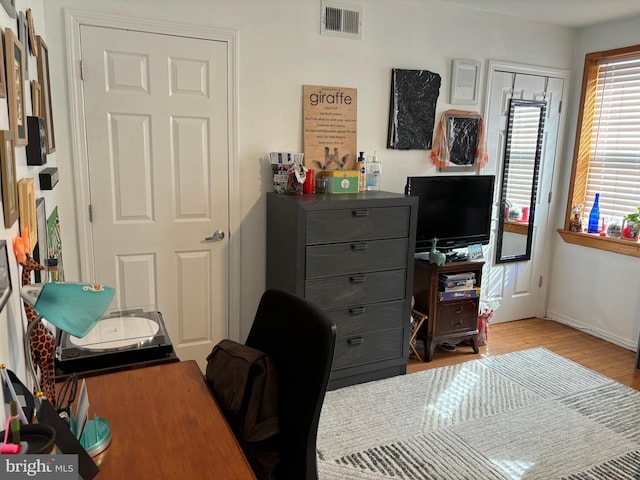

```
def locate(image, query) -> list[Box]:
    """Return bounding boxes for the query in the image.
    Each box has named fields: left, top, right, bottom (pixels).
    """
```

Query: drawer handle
left=455, top=306, right=464, bottom=314
left=349, top=306, right=366, bottom=315
left=350, top=275, right=366, bottom=284
left=351, top=243, right=368, bottom=251
left=347, top=337, right=364, bottom=345
left=352, top=209, right=369, bottom=217
left=451, top=320, right=463, bottom=327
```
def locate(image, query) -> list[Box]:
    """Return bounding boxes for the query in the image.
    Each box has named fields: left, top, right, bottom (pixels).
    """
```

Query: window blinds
left=586, top=56, right=640, bottom=222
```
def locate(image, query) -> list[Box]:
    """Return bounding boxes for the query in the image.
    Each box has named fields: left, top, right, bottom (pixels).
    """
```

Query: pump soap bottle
left=367, top=151, right=382, bottom=191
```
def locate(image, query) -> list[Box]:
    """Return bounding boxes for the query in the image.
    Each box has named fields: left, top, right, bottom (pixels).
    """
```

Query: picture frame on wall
left=34, top=197, right=47, bottom=283
left=47, top=206, right=64, bottom=282
left=26, top=9, right=36, bottom=56
left=17, top=11, right=27, bottom=75
left=0, top=0, right=16, bottom=19
left=0, top=240, right=11, bottom=313
left=0, top=130, right=19, bottom=228
left=18, top=177, right=37, bottom=250
left=5, top=28, right=28, bottom=146
left=450, top=58, right=481, bottom=105
left=36, top=35, right=55, bottom=153
left=31, top=80, right=40, bottom=117
left=0, top=30, right=6, bottom=99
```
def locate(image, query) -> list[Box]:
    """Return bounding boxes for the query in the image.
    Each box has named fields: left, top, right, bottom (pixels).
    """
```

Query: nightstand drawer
left=436, top=300, right=478, bottom=335
left=306, top=206, right=410, bottom=244
left=333, top=329, right=404, bottom=370
left=326, top=300, right=405, bottom=338
left=305, top=270, right=406, bottom=309
left=306, top=239, right=408, bottom=278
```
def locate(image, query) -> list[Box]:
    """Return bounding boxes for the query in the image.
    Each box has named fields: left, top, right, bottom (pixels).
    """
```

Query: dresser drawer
left=306, top=239, right=408, bottom=278
left=333, top=329, right=404, bottom=370
left=435, top=300, right=478, bottom=335
left=305, top=270, right=406, bottom=309
left=326, top=300, right=405, bottom=338
left=306, top=206, right=410, bottom=244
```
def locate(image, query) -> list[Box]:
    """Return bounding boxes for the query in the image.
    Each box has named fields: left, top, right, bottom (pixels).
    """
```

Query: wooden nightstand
left=413, top=259, right=483, bottom=361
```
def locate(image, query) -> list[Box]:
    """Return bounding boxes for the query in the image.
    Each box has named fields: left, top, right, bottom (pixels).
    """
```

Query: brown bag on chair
left=205, top=339, right=280, bottom=480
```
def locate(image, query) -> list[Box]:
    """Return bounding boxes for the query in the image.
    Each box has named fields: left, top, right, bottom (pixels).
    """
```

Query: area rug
left=317, top=347, right=640, bottom=479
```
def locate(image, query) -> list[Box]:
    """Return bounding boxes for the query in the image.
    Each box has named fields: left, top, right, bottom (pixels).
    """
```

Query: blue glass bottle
left=587, top=193, right=600, bottom=234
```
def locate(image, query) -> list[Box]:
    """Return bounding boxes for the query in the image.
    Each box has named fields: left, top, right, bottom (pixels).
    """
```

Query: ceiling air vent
left=321, top=1, right=362, bottom=40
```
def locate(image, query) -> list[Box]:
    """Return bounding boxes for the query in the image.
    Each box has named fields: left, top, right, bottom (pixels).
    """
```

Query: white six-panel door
left=484, top=65, right=566, bottom=323
left=80, top=25, right=229, bottom=368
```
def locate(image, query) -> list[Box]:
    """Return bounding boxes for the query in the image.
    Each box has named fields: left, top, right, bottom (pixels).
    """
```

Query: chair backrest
left=245, top=289, right=336, bottom=480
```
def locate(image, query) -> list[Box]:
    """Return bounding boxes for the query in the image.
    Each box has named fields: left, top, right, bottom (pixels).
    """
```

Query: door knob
left=205, top=230, right=225, bottom=242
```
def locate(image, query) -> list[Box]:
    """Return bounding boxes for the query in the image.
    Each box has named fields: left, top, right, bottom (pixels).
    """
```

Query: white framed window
left=562, top=43, right=640, bottom=257
left=583, top=53, right=640, bottom=224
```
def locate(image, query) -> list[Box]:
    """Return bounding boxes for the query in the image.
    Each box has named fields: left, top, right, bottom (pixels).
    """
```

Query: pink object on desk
left=0, top=443, right=20, bottom=454
left=0, top=414, right=21, bottom=454
left=520, top=206, right=530, bottom=222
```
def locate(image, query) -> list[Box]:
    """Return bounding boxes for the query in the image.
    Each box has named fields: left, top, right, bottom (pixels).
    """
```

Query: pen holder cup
left=0, top=424, right=57, bottom=454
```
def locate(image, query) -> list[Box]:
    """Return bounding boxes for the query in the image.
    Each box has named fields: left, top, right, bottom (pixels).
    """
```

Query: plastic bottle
left=366, top=155, right=375, bottom=190
left=367, top=151, right=382, bottom=191
left=357, top=152, right=366, bottom=192
left=587, top=193, right=600, bottom=234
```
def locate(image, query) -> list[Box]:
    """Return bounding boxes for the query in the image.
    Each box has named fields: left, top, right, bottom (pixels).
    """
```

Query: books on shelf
left=439, top=278, right=476, bottom=291
left=437, top=271, right=479, bottom=300
left=440, top=271, right=475, bottom=282
left=438, top=287, right=480, bottom=301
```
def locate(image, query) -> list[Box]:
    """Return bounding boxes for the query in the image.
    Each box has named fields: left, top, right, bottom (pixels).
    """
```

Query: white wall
left=0, top=0, right=57, bottom=386
left=546, top=14, right=640, bottom=350
left=39, top=0, right=578, bottom=344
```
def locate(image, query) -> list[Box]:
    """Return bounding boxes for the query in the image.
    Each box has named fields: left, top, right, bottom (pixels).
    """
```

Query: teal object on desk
left=70, top=407, right=112, bottom=458
left=80, top=416, right=112, bottom=457
left=21, top=283, right=115, bottom=338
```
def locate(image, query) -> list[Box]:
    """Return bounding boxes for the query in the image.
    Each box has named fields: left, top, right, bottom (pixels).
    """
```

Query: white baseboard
left=545, top=310, right=637, bottom=352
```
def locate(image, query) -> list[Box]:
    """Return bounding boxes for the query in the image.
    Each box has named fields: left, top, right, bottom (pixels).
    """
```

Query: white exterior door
left=80, top=25, right=230, bottom=368
left=483, top=64, right=566, bottom=323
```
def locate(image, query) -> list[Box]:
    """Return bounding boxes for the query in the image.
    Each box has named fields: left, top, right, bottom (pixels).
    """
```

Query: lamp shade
left=21, top=283, right=115, bottom=338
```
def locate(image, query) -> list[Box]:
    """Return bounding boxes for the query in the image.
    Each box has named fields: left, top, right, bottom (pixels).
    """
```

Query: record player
left=55, top=306, right=177, bottom=379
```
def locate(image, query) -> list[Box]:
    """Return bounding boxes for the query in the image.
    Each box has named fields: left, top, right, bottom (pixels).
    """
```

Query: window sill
left=504, top=220, right=529, bottom=235
left=557, top=229, right=640, bottom=258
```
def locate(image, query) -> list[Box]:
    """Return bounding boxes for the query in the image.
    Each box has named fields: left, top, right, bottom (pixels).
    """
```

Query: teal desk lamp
left=21, top=282, right=115, bottom=456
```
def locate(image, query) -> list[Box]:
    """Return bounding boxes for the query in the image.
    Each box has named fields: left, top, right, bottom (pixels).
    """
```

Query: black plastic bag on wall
left=387, top=68, right=441, bottom=150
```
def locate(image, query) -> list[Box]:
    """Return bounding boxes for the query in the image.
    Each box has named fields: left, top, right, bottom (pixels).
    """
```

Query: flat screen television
left=405, top=175, right=495, bottom=253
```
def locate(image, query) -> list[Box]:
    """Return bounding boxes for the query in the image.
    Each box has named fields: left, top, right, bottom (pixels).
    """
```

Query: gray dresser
left=266, top=191, right=418, bottom=389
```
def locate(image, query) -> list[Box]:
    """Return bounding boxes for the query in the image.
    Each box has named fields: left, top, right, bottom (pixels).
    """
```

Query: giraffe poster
left=303, top=84, right=357, bottom=174
left=46, top=206, right=64, bottom=282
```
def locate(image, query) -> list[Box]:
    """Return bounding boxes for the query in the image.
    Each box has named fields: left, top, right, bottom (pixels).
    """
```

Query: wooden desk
left=83, top=360, right=255, bottom=479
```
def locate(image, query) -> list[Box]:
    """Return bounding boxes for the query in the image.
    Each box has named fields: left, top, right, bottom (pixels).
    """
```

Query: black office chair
left=245, top=289, right=336, bottom=480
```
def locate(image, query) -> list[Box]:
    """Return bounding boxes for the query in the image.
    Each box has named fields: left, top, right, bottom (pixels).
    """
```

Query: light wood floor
left=407, top=318, right=640, bottom=391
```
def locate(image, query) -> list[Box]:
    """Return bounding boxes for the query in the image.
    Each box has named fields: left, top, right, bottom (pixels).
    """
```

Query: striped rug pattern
left=317, top=348, right=640, bottom=479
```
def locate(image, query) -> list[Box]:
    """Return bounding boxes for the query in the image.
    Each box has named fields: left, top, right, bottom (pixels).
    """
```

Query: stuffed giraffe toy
left=13, top=228, right=57, bottom=408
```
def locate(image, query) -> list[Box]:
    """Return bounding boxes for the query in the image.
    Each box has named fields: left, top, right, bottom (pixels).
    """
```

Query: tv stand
left=413, top=259, right=483, bottom=361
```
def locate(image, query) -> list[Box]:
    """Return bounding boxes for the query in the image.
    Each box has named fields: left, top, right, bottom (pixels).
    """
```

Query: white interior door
left=484, top=65, right=565, bottom=323
left=80, top=25, right=230, bottom=368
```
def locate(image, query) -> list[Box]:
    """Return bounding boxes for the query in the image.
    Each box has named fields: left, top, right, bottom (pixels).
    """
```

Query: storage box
left=323, top=170, right=359, bottom=194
